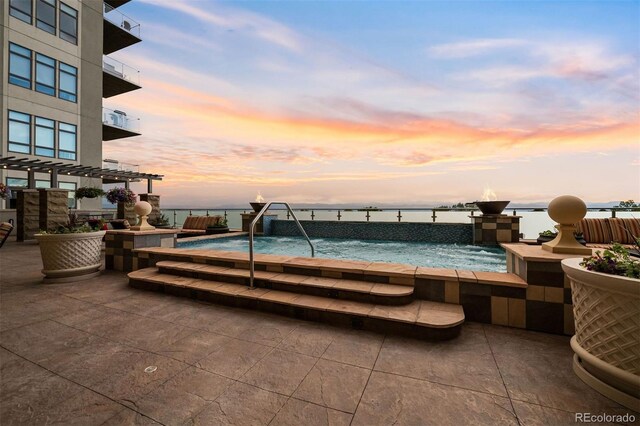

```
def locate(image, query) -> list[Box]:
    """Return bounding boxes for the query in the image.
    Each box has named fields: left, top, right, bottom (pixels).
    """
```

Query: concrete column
left=16, top=190, right=40, bottom=241
left=39, top=189, right=70, bottom=232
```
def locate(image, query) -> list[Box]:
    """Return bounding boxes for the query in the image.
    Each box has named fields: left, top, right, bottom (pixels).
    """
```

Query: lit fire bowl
left=250, top=202, right=267, bottom=213
left=475, top=201, right=510, bottom=215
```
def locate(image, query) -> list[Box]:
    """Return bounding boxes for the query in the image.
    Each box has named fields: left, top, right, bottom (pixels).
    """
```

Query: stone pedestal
left=471, top=214, right=521, bottom=245
left=139, top=194, right=160, bottom=225
left=117, top=201, right=137, bottom=224
left=16, top=190, right=40, bottom=241
left=241, top=213, right=278, bottom=235
left=39, top=189, right=69, bottom=232
left=105, top=229, right=177, bottom=272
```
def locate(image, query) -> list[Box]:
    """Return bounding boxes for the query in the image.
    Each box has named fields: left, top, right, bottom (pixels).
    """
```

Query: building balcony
left=103, top=56, right=141, bottom=98
left=103, top=3, right=141, bottom=54
left=102, top=107, right=141, bottom=141
left=104, top=0, right=132, bottom=8
left=102, top=158, right=139, bottom=173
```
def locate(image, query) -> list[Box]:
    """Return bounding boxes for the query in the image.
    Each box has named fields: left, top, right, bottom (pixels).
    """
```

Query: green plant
left=207, top=216, right=228, bottom=227
left=105, top=187, right=136, bottom=204
left=581, top=244, right=640, bottom=279
left=38, top=213, right=101, bottom=234
left=539, top=230, right=556, bottom=236
left=75, top=187, right=105, bottom=199
left=150, top=213, right=171, bottom=227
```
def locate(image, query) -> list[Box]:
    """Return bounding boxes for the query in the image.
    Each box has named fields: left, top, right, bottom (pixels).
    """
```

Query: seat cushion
left=609, top=218, right=640, bottom=244
left=576, top=218, right=613, bottom=244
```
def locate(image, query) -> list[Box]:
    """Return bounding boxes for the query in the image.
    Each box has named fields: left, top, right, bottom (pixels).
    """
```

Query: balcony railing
left=103, top=56, right=140, bottom=86
left=103, top=3, right=141, bottom=38
left=102, top=107, right=140, bottom=133
left=102, top=159, right=139, bottom=173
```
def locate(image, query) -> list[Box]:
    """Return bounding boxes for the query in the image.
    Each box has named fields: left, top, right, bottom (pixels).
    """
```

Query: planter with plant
left=206, top=217, right=229, bottom=234
left=537, top=229, right=586, bottom=245
left=0, top=183, right=11, bottom=200
left=561, top=242, right=640, bottom=409
left=35, top=214, right=106, bottom=282
left=105, top=187, right=137, bottom=204
left=150, top=213, right=172, bottom=229
left=75, top=187, right=105, bottom=199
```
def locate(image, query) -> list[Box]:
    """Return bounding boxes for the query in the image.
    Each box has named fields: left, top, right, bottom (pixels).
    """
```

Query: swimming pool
left=178, top=236, right=506, bottom=272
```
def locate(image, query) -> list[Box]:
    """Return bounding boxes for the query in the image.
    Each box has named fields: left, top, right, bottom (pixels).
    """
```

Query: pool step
left=134, top=248, right=418, bottom=286
left=156, top=261, right=414, bottom=305
left=128, top=268, right=465, bottom=340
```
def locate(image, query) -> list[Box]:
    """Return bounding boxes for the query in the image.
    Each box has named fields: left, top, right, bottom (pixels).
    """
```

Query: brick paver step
left=128, top=268, right=464, bottom=338
left=155, top=261, right=413, bottom=300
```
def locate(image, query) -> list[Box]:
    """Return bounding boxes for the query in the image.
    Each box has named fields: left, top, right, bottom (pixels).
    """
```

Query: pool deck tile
left=364, top=262, right=418, bottom=277
left=474, top=271, right=527, bottom=288
left=368, top=301, right=421, bottom=324
left=301, top=276, right=339, bottom=289
left=338, top=280, right=375, bottom=294
left=415, top=266, right=459, bottom=280
left=370, top=283, right=413, bottom=297
left=456, top=270, right=478, bottom=283
left=325, top=299, right=375, bottom=316
left=257, top=289, right=301, bottom=305
left=416, top=301, right=465, bottom=328
left=269, top=273, right=308, bottom=285
left=290, top=295, right=333, bottom=311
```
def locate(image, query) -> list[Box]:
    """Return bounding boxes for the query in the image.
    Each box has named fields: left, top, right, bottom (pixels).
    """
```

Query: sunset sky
left=104, top=0, right=640, bottom=208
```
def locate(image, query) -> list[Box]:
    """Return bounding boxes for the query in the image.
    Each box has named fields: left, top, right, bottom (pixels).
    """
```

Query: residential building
left=0, top=0, right=142, bottom=214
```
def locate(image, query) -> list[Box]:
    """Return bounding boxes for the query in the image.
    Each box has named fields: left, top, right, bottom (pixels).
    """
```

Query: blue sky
left=106, top=0, right=639, bottom=207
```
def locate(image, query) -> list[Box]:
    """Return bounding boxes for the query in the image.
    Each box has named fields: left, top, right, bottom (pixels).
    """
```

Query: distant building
left=1, top=0, right=142, bottom=211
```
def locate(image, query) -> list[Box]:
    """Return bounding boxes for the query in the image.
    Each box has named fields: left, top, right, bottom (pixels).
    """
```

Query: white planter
left=562, top=258, right=640, bottom=410
left=35, top=231, right=106, bottom=282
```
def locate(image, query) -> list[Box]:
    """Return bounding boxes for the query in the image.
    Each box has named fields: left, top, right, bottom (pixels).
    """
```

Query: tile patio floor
left=0, top=241, right=637, bottom=425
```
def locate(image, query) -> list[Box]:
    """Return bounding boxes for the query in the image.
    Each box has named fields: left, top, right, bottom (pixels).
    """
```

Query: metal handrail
left=249, top=201, right=315, bottom=289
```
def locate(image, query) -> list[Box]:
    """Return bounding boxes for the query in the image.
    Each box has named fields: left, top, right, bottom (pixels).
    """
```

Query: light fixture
left=115, top=177, right=118, bottom=180
left=100, top=175, right=103, bottom=178
left=27, top=168, right=31, bottom=171
left=67, top=172, right=71, bottom=175
left=84, top=173, right=88, bottom=176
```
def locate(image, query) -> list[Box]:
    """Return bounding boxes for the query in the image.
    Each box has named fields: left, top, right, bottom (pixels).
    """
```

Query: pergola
left=0, top=156, right=163, bottom=193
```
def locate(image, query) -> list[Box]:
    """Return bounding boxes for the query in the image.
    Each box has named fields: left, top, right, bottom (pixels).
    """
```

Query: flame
left=255, top=192, right=265, bottom=203
left=481, top=187, right=497, bottom=201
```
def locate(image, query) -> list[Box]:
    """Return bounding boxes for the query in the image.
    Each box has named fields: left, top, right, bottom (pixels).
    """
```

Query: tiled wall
left=105, top=231, right=177, bottom=272
left=270, top=220, right=473, bottom=243
left=472, top=215, right=521, bottom=244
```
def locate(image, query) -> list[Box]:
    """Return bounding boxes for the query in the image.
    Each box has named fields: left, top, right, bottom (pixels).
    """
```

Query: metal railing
left=102, top=107, right=140, bottom=133
left=103, top=3, right=141, bottom=38
left=249, top=202, right=315, bottom=289
left=103, top=56, right=140, bottom=85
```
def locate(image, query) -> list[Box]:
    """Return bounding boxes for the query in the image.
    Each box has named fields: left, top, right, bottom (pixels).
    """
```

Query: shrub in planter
left=206, top=217, right=229, bottom=234
left=105, top=187, right=136, bottom=204
left=35, top=214, right=106, bottom=282
left=75, top=187, right=105, bottom=199
left=562, top=242, right=640, bottom=409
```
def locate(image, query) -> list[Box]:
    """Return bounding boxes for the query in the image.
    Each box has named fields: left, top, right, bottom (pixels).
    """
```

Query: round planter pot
left=35, top=231, right=106, bottom=283
left=206, top=226, right=229, bottom=235
left=561, top=258, right=640, bottom=410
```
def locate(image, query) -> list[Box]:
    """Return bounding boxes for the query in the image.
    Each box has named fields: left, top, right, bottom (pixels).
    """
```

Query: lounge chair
left=178, top=215, right=224, bottom=237
left=0, top=222, right=14, bottom=248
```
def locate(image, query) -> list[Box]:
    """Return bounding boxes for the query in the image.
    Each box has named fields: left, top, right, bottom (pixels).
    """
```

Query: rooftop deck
left=0, top=241, right=635, bottom=424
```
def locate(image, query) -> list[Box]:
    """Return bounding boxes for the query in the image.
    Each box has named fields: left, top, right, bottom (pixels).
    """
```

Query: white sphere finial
left=547, top=195, right=587, bottom=225
left=130, top=201, right=155, bottom=231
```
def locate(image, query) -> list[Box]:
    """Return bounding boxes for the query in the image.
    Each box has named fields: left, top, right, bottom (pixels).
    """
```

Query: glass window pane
left=60, top=3, right=77, bottom=44
left=36, top=127, right=55, bottom=148
left=59, top=63, right=77, bottom=102
left=36, top=0, right=56, bottom=34
left=59, top=122, right=75, bottom=132
left=9, top=111, right=31, bottom=123
left=59, top=151, right=76, bottom=160
left=9, top=0, right=32, bottom=23
left=9, top=121, right=30, bottom=144
left=10, top=43, right=31, bottom=56
left=7, top=178, right=28, bottom=188
left=35, top=180, right=51, bottom=189
left=59, top=63, right=76, bottom=74
left=36, top=54, right=56, bottom=96
left=9, top=45, right=31, bottom=89
left=59, top=132, right=76, bottom=151
left=9, top=143, right=31, bottom=154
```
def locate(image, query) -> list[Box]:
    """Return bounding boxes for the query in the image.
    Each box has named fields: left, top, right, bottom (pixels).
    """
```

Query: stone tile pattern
left=139, top=194, right=160, bottom=225
left=472, top=214, right=521, bottom=245
left=241, top=213, right=278, bottom=234
left=270, top=220, right=473, bottom=243
left=505, top=245, right=576, bottom=335
left=39, top=189, right=70, bottom=232
left=105, top=231, right=177, bottom=272
left=0, top=243, right=634, bottom=425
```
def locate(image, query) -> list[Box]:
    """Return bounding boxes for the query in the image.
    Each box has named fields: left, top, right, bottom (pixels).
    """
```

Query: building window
left=9, top=43, right=32, bottom=89
left=36, top=0, right=56, bottom=34
left=9, top=0, right=32, bottom=24
left=8, top=111, right=32, bottom=154
left=35, top=53, right=56, bottom=96
left=35, top=180, right=52, bottom=189
left=58, top=122, right=76, bottom=160
left=59, top=181, right=76, bottom=208
left=59, top=3, right=77, bottom=44
left=35, top=117, right=56, bottom=157
left=58, top=62, right=77, bottom=102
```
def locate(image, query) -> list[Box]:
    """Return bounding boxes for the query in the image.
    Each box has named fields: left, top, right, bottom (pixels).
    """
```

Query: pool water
left=178, top=236, right=507, bottom=272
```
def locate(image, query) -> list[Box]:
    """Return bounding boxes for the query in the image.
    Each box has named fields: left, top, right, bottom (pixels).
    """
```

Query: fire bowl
left=250, top=202, right=267, bottom=213
left=475, top=201, right=510, bottom=215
